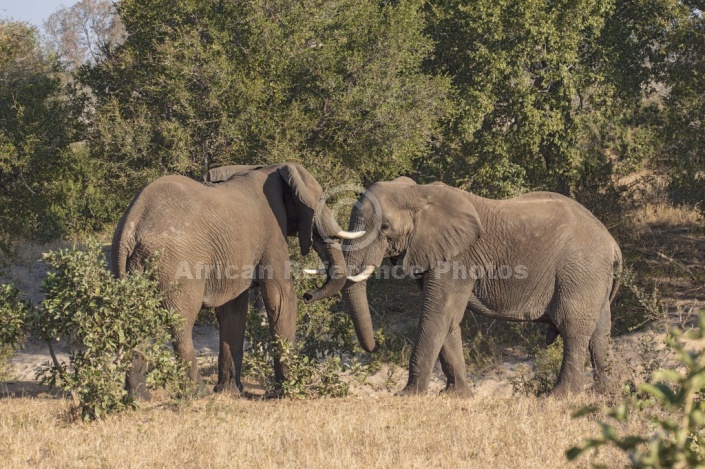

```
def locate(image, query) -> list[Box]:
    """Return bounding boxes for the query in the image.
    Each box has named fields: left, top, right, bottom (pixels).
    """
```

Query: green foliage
left=509, top=338, right=564, bottom=397
left=568, top=311, right=705, bottom=467
left=657, top=2, right=705, bottom=213
left=242, top=305, right=352, bottom=399
left=0, top=283, right=29, bottom=349
left=421, top=0, right=618, bottom=197
left=0, top=283, right=31, bottom=378
left=0, top=20, right=107, bottom=244
left=242, top=247, right=363, bottom=398
left=267, top=338, right=350, bottom=399
left=34, top=241, right=189, bottom=421
left=81, top=0, right=450, bottom=207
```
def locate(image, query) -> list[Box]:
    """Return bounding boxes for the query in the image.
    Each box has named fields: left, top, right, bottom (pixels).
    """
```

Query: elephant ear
left=402, top=184, right=484, bottom=275
left=204, top=165, right=264, bottom=183
left=278, top=163, right=324, bottom=256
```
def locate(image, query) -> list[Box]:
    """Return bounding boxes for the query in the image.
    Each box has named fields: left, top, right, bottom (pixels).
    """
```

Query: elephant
left=111, top=163, right=363, bottom=397
left=313, top=177, right=622, bottom=397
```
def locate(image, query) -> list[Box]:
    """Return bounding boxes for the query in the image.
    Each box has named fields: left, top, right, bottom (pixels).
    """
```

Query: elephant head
left=205, top=163, right=363, bottom=304
left=337, top=178, right=484, bottom=352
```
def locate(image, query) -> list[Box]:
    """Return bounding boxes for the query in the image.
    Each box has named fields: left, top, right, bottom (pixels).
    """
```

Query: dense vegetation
left=1, top=0, right=703, bottom=246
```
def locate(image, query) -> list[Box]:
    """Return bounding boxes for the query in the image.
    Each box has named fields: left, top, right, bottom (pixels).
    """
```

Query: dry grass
left=630, top=202, right=702, bottom=229
left=0, top=393, right=642, bottom=468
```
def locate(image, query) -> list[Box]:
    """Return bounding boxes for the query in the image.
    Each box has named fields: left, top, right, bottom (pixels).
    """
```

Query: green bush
left=266, top=338, right=350, bottom=399
left=35, top=241, right=190, bottom=421
left=568, top=311, right=705, bottom=467
left=242, top=308, right=352, bottom=399
left=239, top=246, right=366, bottom=398
left=509, top=338, right=564, bottom=397
left=0, top=283, right=31, bottom=379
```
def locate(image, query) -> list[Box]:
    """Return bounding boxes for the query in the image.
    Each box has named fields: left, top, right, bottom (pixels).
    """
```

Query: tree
left=81, top=0, right=451, bottom=206
left=657, top=2, right=705, bottom=211
left=0, top=19, right=112, bottom=247
left=421, top=0, right=621, bottom=197
left=0, top=21, right=77, bottom=244
left=44, top=0, right=126, bottom=70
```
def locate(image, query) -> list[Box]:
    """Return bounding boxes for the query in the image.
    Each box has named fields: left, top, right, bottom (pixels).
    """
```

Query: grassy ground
left=0, top=393, right=640, bottom=468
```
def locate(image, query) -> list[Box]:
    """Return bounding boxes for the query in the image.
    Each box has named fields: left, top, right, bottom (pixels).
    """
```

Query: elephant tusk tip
left=303, top=268, right=326, bottom=275
left=346, top=265, right=376, bottom=282
left=335, top=230, right=366, bottom=240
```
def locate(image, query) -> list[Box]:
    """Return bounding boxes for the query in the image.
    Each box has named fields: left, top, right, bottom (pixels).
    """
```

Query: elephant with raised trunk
left=112, top=163, right=363, bottom=397
left=316, top=177, right=622, bottom=397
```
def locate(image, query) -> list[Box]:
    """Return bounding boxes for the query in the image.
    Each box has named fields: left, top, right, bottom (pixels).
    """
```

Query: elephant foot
left=440, top=382, right=473, bottom=398
left=395, top=385, right=427, bottom=397
left=126, top=387, right=152, bottom=402
left=548, top=381, right=583, bottom=399
left=213, top=381, right=244, bottom=395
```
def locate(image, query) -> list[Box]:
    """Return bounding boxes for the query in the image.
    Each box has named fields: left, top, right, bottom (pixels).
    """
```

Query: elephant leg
left=214, top=291, right=249, bottom=394
left=173, top=320, right=200, bottom=383
left=551, top=332, right=590, bottom=397
left=399, top=280, right=471, bottom=396
left=589, top=298, right=615, bottom=394
left=166, top=283, right=206, bottom=384
left=438, top=323, right=470, bottom=396
left=260, top=275, right=297, bottom=383
left=126, top=283, right=204, bottom=399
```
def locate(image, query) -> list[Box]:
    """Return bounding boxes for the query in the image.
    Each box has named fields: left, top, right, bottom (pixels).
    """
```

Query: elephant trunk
left=342, top=279, right=378, bottom=353
left=303, top=205, right=349, bottom=303
left=303, top=240, right=347, bottom=304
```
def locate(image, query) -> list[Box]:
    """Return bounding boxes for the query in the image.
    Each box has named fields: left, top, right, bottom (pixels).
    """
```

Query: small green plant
left=509, top=337, right=564, bottom=396
left=242, top=303, right=274, bottom=385
left=34, top=241, right=190, bottom=421
left=0, top=283, right=31, bottom=379
left=267, top=338, right=350, bottom=399
left=568, top=311, right=705, bottom=467
left=242, top=309, right=351, bottom=399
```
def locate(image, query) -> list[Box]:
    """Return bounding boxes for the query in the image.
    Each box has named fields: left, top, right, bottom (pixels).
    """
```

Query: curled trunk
left=342, top=280, right=377, bottom=352
left=303, top=241, right=347, bottom=303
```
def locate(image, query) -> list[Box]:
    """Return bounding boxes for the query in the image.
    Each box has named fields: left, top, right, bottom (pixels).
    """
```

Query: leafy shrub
left=509, top=338, right=564, bottom=397
left=242, top=311, right=351, bottom=399
left=35, top=241, right=190, bottom=421
left=0, top=283, right=30, bottom=379
left=267, top=339, right=350, bottom=399
left=568, top=311, right=705, bottom=467
left=239, top=247, right=365, bottom=398
left=0, top=283, right=29, bottom=349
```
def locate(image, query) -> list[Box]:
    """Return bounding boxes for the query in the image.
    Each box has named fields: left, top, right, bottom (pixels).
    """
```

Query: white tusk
left=347, top=265, right=376, bottom=282
left=335, top=230, right=366, bottom=240
left=303, top=268, right=327, bottom=275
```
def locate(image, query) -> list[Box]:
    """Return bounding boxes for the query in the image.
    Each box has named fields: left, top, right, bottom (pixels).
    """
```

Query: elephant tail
left=111, top=200, right=141, bottom=278
left=609, top=244, right=623, bottom=304
left=111, top=215, right=132, bottom=279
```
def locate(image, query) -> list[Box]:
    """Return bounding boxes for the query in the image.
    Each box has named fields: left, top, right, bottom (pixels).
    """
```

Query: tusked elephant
left=312, top=177, right=622, bottom=397
left=111, top=163, right=363, bottom=398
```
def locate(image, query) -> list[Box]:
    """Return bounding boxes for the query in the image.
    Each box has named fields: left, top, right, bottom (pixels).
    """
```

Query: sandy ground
left=4, top=323, right=522, bottom=398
